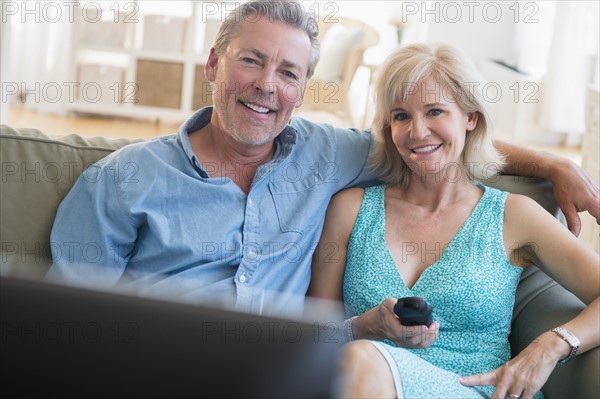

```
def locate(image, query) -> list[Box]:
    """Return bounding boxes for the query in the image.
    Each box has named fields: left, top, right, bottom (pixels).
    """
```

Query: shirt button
left=247, top=198, right=254, bottom=207
left=239, top=274, right=247, bottom=283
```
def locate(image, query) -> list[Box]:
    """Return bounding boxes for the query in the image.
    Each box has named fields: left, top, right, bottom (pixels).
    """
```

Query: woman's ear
left=466, top=112, right=479, bottom=131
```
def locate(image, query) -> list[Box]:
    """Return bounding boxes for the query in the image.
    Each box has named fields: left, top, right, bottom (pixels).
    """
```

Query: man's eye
left=242, top=57, right=257, bottom=64
left=283, top=71, right=298, bottom=80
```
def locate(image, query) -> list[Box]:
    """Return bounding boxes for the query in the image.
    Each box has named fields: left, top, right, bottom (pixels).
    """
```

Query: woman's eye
left=393, top=112, right=409, bottom=121
left=429, top=109, right=443, bottom=116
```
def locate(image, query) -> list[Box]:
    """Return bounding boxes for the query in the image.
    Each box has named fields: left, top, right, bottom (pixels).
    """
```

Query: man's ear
left=295, top=86, right=306, bottom=108
left=293, top=79, right=309, bottom=109
left=204, top=48, right=219, bottom=82
left=466, top=112, right=479, bottom=131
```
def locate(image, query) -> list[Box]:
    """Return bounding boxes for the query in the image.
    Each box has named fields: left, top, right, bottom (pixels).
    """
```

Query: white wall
left=327, top=1, right=520, bottom=66
left=420, top=1, right=517, bottom=64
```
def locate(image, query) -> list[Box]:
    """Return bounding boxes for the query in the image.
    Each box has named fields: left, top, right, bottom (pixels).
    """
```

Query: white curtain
left=5, top=5, right=74, bottom=117
left=539, top=1, right=597, bottom=135
left=1, top=11, right=11, bottom=124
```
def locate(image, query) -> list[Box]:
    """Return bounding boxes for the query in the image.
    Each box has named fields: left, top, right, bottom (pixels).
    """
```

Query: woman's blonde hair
left=369, top=43, right=505, bottom=187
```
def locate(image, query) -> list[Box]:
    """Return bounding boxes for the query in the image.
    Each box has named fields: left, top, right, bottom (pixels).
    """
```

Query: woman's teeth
left=412, top=144, right=441, bottom=153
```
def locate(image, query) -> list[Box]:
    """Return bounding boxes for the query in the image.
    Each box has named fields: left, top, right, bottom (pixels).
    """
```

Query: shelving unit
left=68, top=1, right=222, bottom=123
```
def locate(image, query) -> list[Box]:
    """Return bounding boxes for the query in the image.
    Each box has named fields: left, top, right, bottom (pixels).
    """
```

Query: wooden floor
left=6, top=104, right=180, bottom=140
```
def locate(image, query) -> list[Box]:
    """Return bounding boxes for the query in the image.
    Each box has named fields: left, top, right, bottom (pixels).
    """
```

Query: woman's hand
left=459, top=331, right=567, bottom=399
left=353, top=298, right=439, bottom=348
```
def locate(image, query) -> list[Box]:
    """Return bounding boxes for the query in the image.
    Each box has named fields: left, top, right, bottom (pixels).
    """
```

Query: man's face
left=205, top=17, right=312, bottom=147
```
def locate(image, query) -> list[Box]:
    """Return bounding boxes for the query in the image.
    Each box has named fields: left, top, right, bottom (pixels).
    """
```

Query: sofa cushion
left=0, top=125, right=141, bottom=279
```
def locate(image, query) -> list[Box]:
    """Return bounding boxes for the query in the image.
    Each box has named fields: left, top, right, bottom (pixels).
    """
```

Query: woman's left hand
left=458, top=332, right=565, bottom=399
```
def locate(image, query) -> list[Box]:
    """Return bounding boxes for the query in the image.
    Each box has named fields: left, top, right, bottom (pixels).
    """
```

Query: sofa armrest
left=510, top=266, right=600, bottom=399
left=483, top=175, right=599, bottom=398
left=481, top=174, right=566, bottom=222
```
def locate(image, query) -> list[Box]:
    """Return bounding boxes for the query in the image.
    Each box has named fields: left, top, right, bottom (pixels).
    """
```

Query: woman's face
left=389, top=77, right=478, bottom=181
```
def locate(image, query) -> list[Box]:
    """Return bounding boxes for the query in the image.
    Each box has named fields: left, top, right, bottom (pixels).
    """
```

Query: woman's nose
left=409, top=116, right=429, bottom=140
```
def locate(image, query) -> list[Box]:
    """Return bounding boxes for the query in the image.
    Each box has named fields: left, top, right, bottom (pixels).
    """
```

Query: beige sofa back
left=0, top=125, right=141, bottom=279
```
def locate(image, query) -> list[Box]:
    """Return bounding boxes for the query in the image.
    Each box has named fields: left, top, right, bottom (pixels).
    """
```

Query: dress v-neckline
left=381, top=185, right=488, bottom=292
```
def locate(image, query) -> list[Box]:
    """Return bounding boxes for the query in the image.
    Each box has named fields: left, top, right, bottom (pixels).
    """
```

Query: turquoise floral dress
left=343, top=185, right=543, bottom=398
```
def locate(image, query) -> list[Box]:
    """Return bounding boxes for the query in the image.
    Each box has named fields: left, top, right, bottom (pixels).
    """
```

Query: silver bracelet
left=343, top=316, right=358, bottom=343
left=550, top=327, right=580, bottom=365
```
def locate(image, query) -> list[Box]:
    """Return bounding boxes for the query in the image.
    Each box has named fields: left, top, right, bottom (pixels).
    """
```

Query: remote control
left=393, top=297, right=433, bottom=327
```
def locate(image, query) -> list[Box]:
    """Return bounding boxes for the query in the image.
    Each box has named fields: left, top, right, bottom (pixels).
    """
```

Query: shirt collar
left=176, top=106, right=299, bottom=174
left=177, top=107, right=212, bottom=173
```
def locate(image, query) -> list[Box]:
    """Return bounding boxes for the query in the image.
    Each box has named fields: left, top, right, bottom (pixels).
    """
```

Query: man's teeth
left=412, top=145, right=441, bottom=153
left=242, top=102, right=270, bottom=113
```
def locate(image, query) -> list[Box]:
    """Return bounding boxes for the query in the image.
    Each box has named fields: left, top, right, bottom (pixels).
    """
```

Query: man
left=47, top=0, right=599, bottom=315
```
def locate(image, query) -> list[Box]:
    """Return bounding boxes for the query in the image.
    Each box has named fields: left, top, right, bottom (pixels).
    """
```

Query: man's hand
left=550, top=158, right=600, bottom=236
left=494, top=140, right=600, bottom=236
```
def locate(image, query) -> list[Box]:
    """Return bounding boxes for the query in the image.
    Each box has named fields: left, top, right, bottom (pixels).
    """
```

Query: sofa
left=1, top=124, right=598, bottom=398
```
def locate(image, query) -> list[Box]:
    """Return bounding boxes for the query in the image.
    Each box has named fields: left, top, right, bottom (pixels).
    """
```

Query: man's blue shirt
left=47, top=107, right=375, bottom=315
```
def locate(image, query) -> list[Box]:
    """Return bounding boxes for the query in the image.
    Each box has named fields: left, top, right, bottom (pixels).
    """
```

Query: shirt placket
left=234, top=129, right=296, bottom=314
left=234, top=190, right=261, bottom=312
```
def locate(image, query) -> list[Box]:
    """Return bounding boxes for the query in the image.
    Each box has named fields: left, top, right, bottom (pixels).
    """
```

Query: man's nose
left=254, top=67, right=277, bottom=93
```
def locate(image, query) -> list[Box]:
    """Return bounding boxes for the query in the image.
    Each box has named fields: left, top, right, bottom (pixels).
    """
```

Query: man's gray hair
left=213, top=0, right=320, bottom=79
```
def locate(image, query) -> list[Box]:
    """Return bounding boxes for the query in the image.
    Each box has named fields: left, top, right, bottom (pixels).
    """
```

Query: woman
left=308, top=43, right=599, bottom=398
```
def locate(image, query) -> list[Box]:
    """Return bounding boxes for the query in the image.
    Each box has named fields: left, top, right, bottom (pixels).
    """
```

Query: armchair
left=301, top=17, right=379, bottom=127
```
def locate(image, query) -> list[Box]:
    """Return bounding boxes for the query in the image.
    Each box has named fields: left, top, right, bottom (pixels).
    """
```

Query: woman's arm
left=504, top=194, right=600, bottom=352
left=461, top=193, right=600, bottom=398
left=495, top=140, right=600, bottom=235
left=309, top=187, right=440, bottom=348
left=307, top=188, right=365, bottom=301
